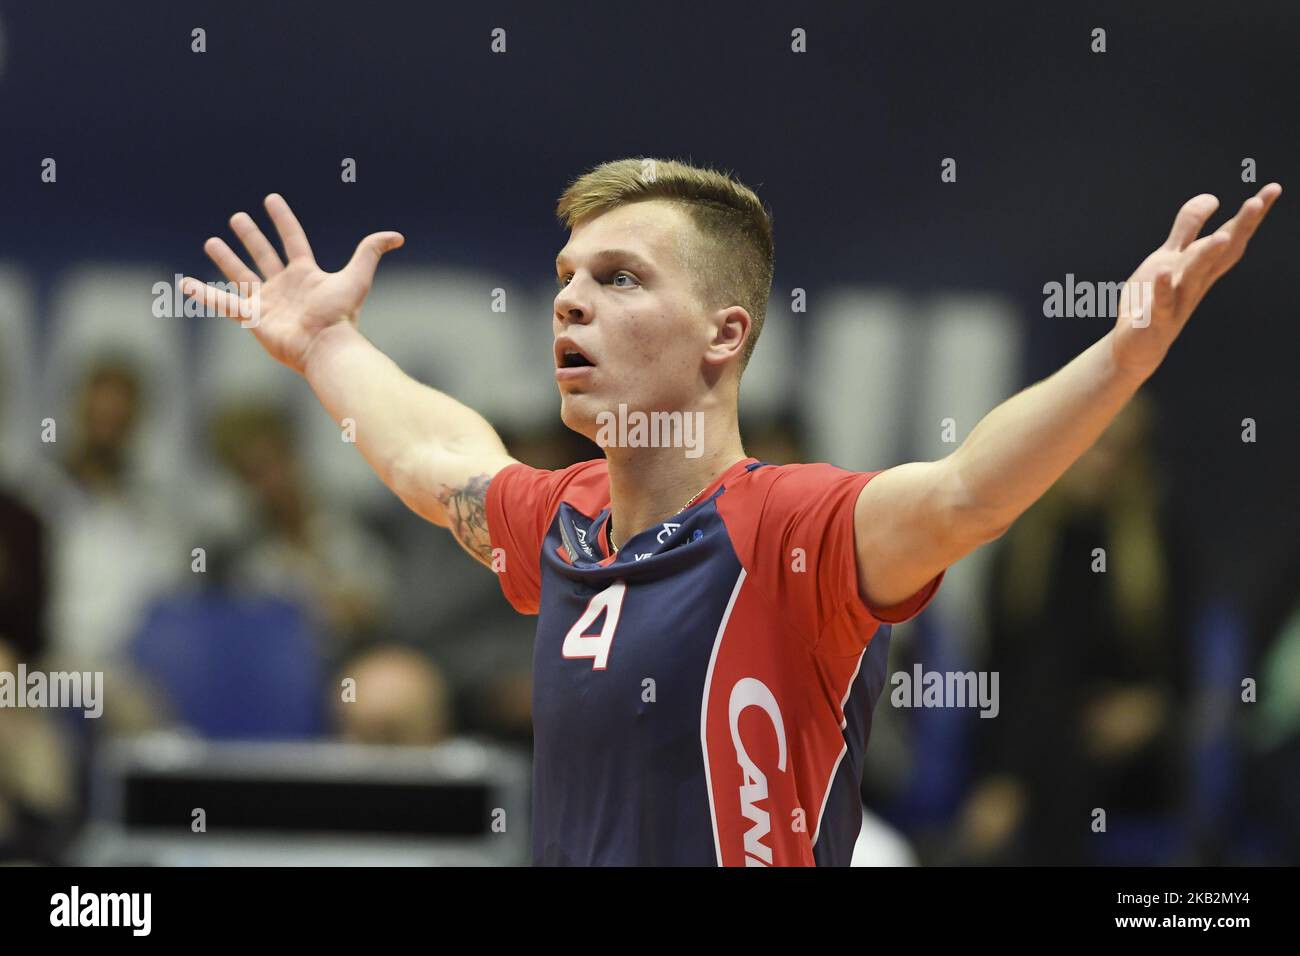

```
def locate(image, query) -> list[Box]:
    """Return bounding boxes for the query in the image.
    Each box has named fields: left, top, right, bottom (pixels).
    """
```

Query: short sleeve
left=722, top=463, right=945, bottom=651
left=486, top=463, right=555, bottom=615
left=486, top=459, right=606, bottom=615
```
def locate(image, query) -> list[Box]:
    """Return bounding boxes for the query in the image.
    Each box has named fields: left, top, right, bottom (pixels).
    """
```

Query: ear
left=702, top=305, right=751, bottom=368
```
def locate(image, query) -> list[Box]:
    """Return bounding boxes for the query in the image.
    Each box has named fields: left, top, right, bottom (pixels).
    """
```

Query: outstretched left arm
left=854, top=183, right=1282, bottom=611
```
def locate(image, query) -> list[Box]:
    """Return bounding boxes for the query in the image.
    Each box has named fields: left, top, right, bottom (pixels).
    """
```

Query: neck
left=268, top=486, right=311, bottom=541
left=67, top=444, right=127, bottom=492
left=603, top=412, right=746, bottom=552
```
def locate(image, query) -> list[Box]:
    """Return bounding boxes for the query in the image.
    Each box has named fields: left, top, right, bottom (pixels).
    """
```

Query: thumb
left=345, top=231, right=405, bottom=282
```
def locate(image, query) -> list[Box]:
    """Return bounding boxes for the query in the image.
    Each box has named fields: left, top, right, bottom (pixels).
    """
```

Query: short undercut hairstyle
left=555, top=157, right=775, bottom=368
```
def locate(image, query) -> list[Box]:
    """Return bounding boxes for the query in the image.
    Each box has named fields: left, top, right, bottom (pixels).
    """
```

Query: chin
left=558, top=391, right=605, bottom=443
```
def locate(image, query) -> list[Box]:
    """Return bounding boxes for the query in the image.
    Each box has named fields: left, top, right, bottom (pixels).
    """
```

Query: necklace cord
left=608, top=481, right=712, bottom=554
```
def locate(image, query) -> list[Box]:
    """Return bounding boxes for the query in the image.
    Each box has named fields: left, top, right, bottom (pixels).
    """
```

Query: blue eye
left=556, top=272, right=637, bottom=290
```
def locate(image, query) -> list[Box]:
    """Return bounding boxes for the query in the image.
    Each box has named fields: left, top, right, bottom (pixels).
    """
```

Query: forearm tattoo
left=436, top=473, right=495, bottom=567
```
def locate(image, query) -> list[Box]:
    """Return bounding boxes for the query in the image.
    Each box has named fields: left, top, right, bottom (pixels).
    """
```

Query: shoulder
left=491, top=457, right=609, bottom=521
left=722, top=460, right=880, bottom=513
left=715, top=460, right=879, bottom=568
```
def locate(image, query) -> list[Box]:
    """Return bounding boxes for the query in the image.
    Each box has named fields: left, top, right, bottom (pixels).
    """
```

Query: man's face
left=552, top=199, right=712, bottom=440
left=81, top=374, right=139, bottom=452
left=232, top=430, right=297, bottom=504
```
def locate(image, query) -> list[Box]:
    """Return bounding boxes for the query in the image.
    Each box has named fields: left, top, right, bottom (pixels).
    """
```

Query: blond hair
left=555, top=157, right=775, bottom=367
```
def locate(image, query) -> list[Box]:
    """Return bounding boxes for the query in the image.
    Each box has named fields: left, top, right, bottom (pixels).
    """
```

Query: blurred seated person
left=954, top=395, right=1195, bottom=865
left=207, top=402, right=398, bottom=670
left=0, top=481, right=47, bottom=663
left=330, top=643, right=453, bottom=746
left=0, top=638, right=75, bottom=862
left=1242, top=547, right=1300, bottom=863
left=0, top=475, right=74, bottom=862
left=36, top=357, right=183, bottom=735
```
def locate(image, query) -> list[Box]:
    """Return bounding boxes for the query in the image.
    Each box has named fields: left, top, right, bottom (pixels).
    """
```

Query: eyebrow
left=554, top=248, right=657, bottom=275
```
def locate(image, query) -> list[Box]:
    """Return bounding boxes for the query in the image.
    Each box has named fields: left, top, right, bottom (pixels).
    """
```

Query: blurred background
left=0, top=1, right=1297, bottom=865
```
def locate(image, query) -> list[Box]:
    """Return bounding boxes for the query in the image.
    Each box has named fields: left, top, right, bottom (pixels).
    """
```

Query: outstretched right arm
left=182, top=193, right=515, bottom=568
left=301, top=322, right=514, bottom=566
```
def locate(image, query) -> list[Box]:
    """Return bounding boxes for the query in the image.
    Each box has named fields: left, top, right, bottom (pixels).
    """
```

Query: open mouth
left=555, top=338, right=597, bottom=370
left=561, top=350, right=595, bottom=368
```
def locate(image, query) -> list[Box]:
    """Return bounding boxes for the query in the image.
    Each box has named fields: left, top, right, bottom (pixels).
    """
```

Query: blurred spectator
left=331, top=644, right=453, bottom=745
left=0, top=638, right=75, bottom=863
left=201, top=402, right=479, bottom=746
left=1246, top=605, right=1300, bottom=859
left=206, top=402, right=398, bottom=670
left=954, top=395, right=1196, bottom=864
left=0, top=483, right=47, bottom=662
left=31, top=356, right=187, bottom=735
left=1241, top=544, right=1300, bottom=863
left=0, top=446, right=73, bottom=862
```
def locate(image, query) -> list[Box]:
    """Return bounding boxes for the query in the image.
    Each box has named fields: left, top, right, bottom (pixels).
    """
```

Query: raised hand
left=182, top=194, right=404, bottom=376
left=1112, top=182, right=1282, bottom=376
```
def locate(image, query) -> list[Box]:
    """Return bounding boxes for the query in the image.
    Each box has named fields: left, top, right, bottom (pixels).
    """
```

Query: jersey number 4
left=561, top=580, right=627, bottom=670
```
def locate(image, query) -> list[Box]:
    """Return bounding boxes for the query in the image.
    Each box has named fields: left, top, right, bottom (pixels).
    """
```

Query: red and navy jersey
left=486, top=456, right=944, bottom=866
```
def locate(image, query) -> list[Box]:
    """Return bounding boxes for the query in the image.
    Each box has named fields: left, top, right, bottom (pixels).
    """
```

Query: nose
left=554, top=274, right=593, bottom=327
